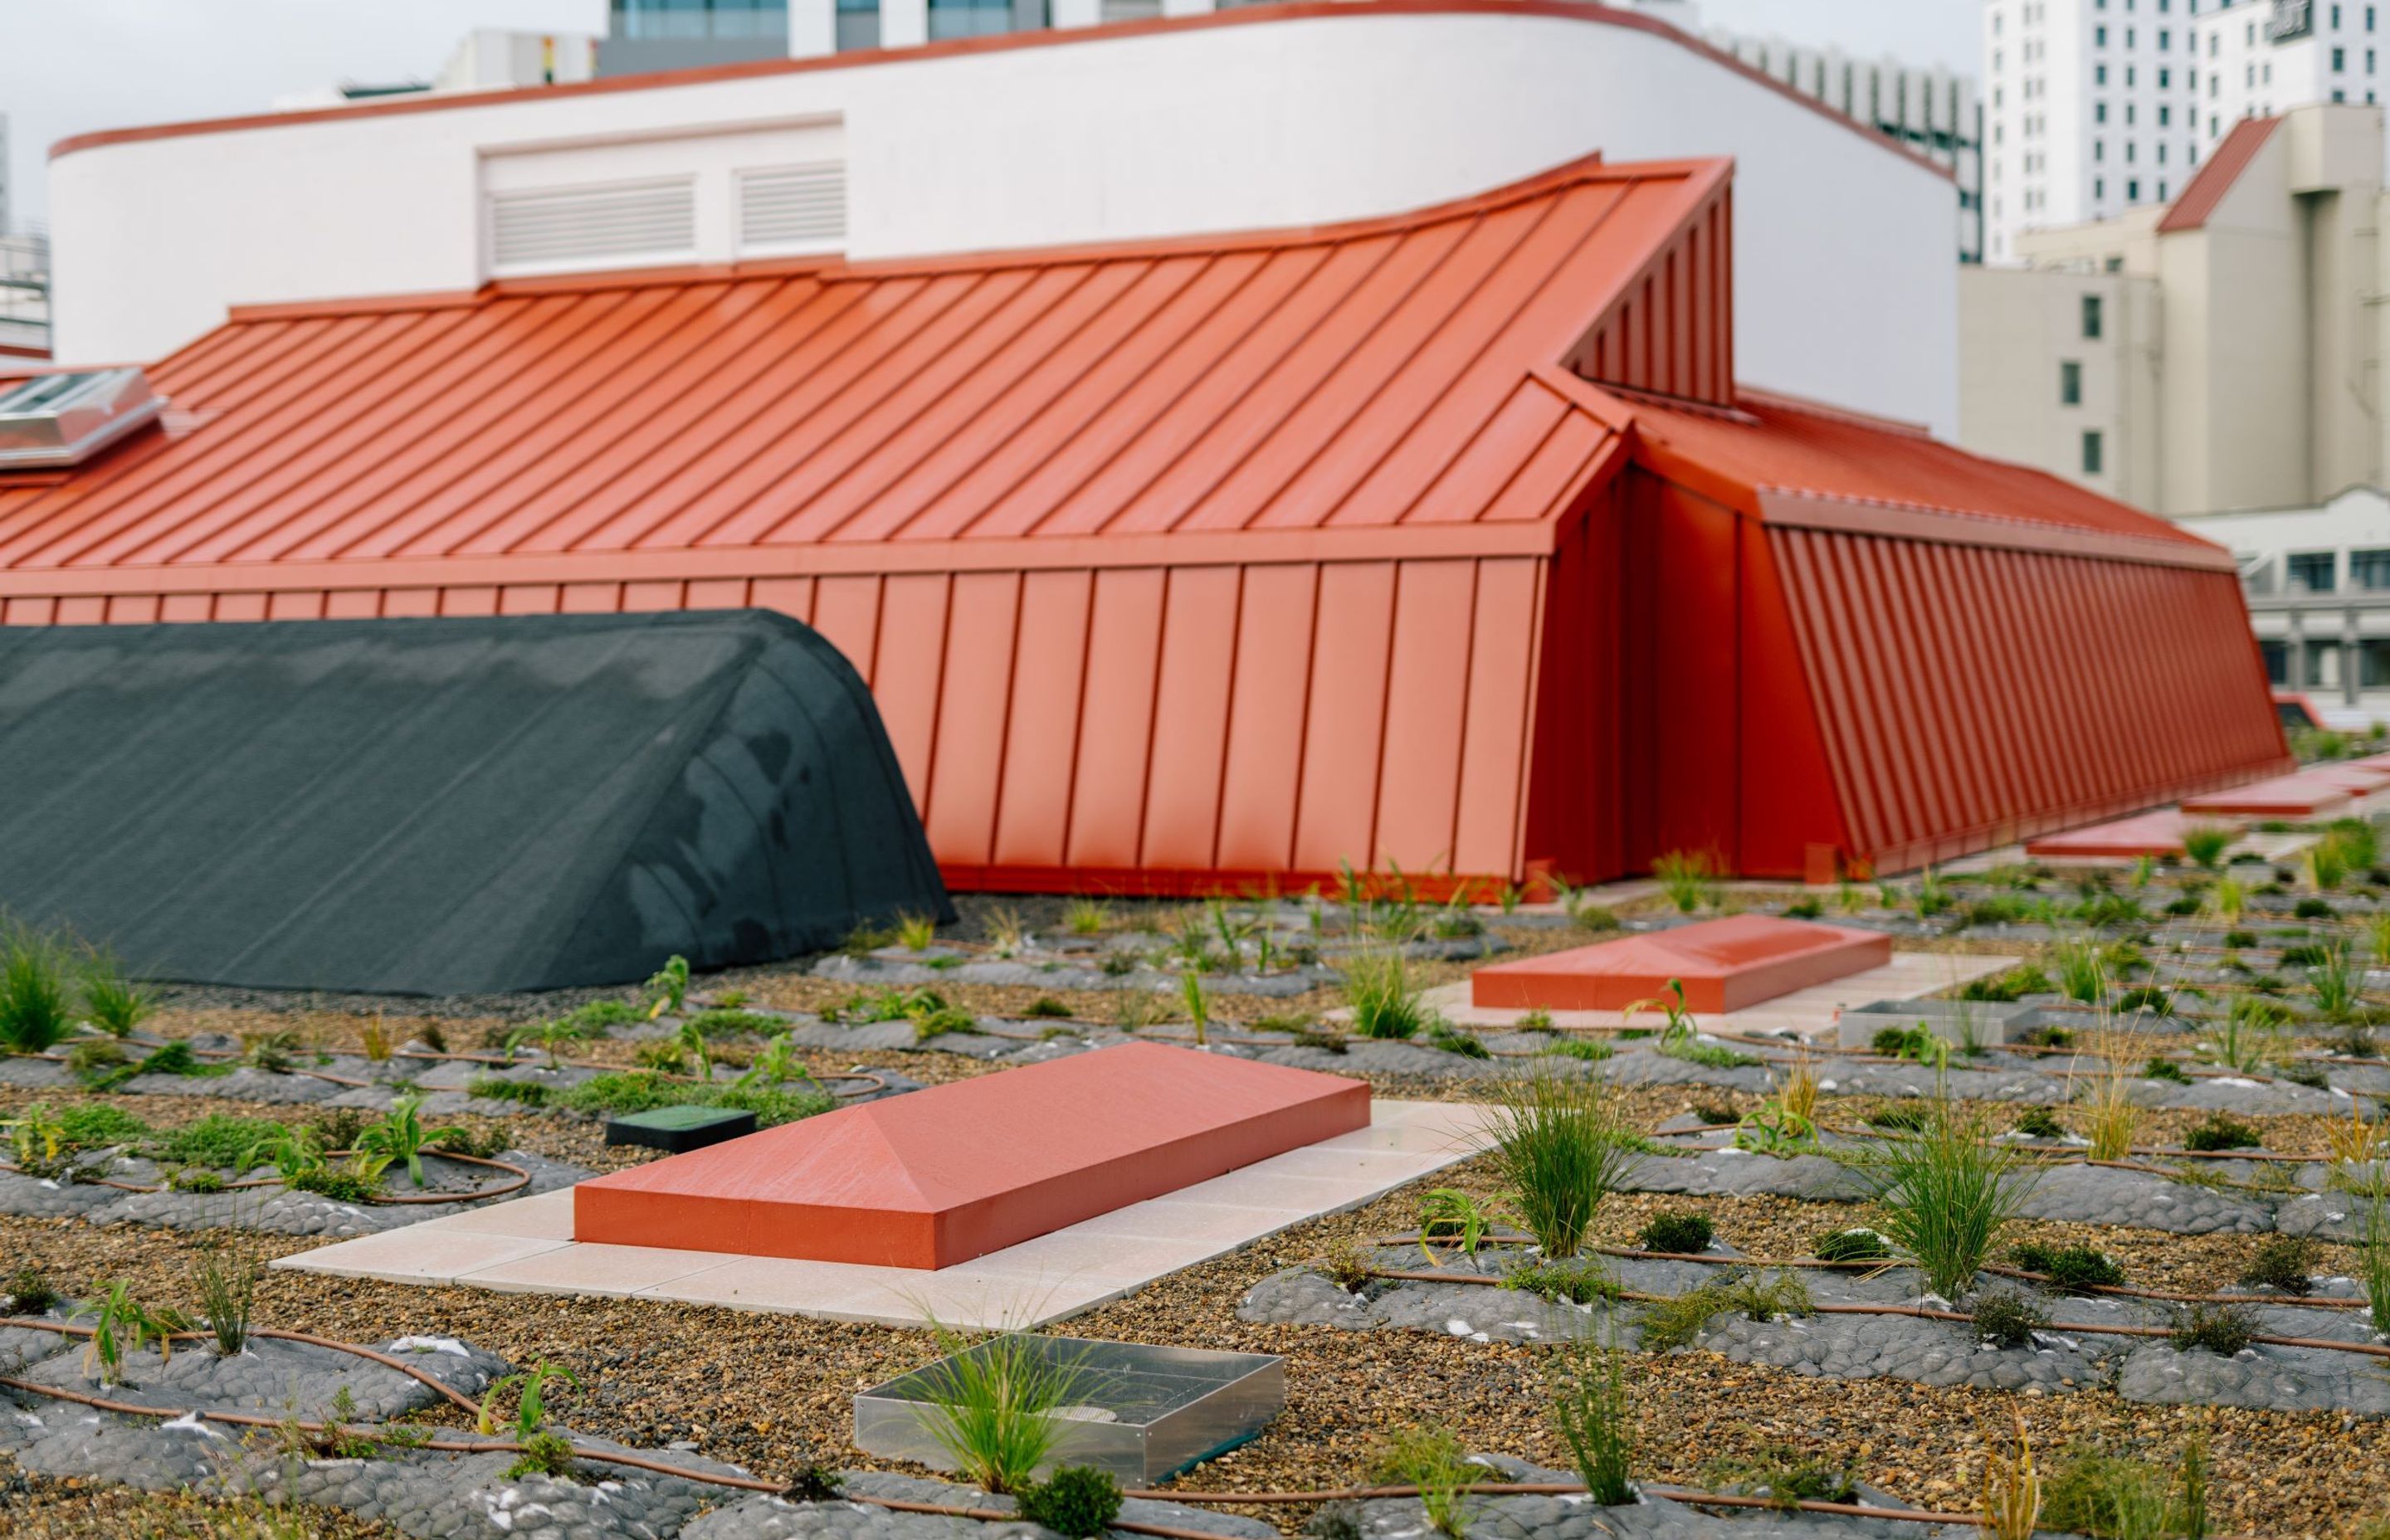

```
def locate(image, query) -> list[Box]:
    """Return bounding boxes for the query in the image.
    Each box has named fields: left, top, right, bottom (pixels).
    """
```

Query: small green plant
left=1970, top=1290, right=2048, bottom=1349
left=1343, top=948, right=1427, bottom=1040
left=2143, top=1057, right=2192, bottom=1085
left=466, top=1075, right=548, bottom=1106
left=2360, top=1181, right=2390, bottom=1338
left=1651, top=849, right=1721, bottom=914
left=191, top=1233, right=259, bottom=1356
left=1023, top=997, right=1072, bottom=1020
left=1981, top=1411, right=2041, bottom=1540
left=1539, top=1038, right=1612, bottom=1063
left=1958, top=965, right=2054, bottom=1003
left=479, top=1359, right=580, bottom=1439
left=78, top=948, right=154, bottom=1037
left=353, top=1093, right=467, bottom=1188
left=2180, top=824, right=2234, bottom=870
left=1478, top=1068, right=1630, bottom=1259
left=1701, top=1446, right=1856, bottom=1509
left=2239, top=1235, right=2317, bottom=1296
left=0, top=921, right=75, bottom=1052
left=1501, top=1256, right=1621, bottom=1305
left=1369, top=1424, right=1478, bottom=1539
left=1853, top=1097, right=2033, bottom=1299
left=2182, top=1114, right=2261, bottom=1153
left=1865, top=1103, right=1931, bottom=1132
left=1549, top=1336, right=1633, bottom=1506
left=1639, top=1211, right=1714, bottom=1255
left=1427, top=1020, right=1490, bottom=1060
left=1813, top=1228, right=1892, bottom=1263
left=1417, top=1188, right=1497, bottom=1260
left=644, top=953, right=692, bottom=1017
left=1063, top=897, right=1111, bottom=936
left=905, top=1330, right=1093, bottom=1494
left=2042, top=1449, right=2177, bottom=1540
left=2310, top=943, right=2366, bottom=1024
left=3, top=1264, right=58, bottom=1316
left=1016, top=1465, right=1124, bottom=1538
left=1871, top=1025, right=1940, bottom=1061
left=1180, top=969, right=1210, bottom=1049
left=735, top=1032, right=822, bottom=1091
left=896, top=912, right=939, bottom=951
left=72, top=1280, right=175, bottom=1384
left=505, top=1430, right=579, bottom=1481
left=1639, top=1270, right=1811, bottom=1352
left=2010, top=1107, right=2066, bottom=1140
left=507, top=1015, right=598, bottom=1069
left=2054, top=941, right=2106, bottom=1006
left=2167, top=1301, right=2259, bottom=1357
left=2010, top=1242, right=2126, bottom=1292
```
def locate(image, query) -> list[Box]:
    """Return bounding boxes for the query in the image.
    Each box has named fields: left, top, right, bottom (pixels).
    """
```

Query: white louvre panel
left=489, top=177, right=697, bottom=275
left=738, top=162, right=848, bottom=256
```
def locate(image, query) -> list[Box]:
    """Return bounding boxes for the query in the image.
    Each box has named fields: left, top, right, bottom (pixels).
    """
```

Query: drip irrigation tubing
left=1354, top=1267, right=2390, bottom=1357
left=0, top=1149, right=530, bottom=1206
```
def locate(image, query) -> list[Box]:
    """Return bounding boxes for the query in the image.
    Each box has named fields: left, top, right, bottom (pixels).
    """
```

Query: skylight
left=0, top=367, right=163, bottom=469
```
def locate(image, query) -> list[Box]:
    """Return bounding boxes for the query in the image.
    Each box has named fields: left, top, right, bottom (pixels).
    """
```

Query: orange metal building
left=0, top=154, right=2287, bottom=889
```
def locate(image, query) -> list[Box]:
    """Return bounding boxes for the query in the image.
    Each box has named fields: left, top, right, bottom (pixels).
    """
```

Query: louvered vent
left=738, top=162, right=848, bottom=255
left=489, top=177, right=698, bottom=274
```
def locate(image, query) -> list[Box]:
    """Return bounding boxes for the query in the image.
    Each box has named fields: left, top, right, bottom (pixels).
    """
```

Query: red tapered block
left=2025, top=809, right=2241, bottom=860
left=572, top=1042, right=1369, bottom=1270
left=2305, top=763, right=2390, bottom=796
left=2179, top=772, right=2358, bottom=819
left=1470, top=914, right=1890, bottom=1015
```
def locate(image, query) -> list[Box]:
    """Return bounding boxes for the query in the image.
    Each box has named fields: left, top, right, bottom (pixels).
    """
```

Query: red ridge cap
left=2157, top=115, right=2280, bottom=234
left=49, top=1, right=1953, bottom=183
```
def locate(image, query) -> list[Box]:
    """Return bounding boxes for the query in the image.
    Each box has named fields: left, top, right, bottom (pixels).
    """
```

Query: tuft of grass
left=904, top=1330, right=1094, bottom=1495
left=1980, top=1411, right=2041, bottom=1540
left=154, top=1115, right=290, bottom=1172
left=78, top=947, right=153, bottom=1037
left=1639, top=1211, right=1714, bottom=1255
left=557, top=1071, right=833, bottom=1127
left=0, top=921, right=75, bottom=1053
left=1369, top=1425, right=1478, bottom=1539
left=2011, top=1242, right=2126, bottom=1293
left=2180, top=824, right=2235, bottom=870
left=896, top=913, right=939, bottom=952
left=1958, top=964, right=2053, bottom=1002
left=1539, top=1038, right=1612, bottom=1064
left=2043, top=1448, right=2176, bottom=1540
left=2182, top=1114, right=2261, bottom=1153
left=1814, top=1228, right=1892, bottom=1263
left=1342, top=948, right=1427, bottom=1040
left=2239, top=1235, right=2316, bottom=1296
left=2080, top=1031, right=2146, bottom=1161
left=2167, top=1301, right=2259, bottom=1357
left=3, top=1264, right=58, bottom=1316
left=1651, top=849, right=1721, bottom=914
left=2010, top=1106, right=2067, bottom=1140
left=1502, top=1256, right=1622, bottom=1305
left=1549, top=1336, right=1633, bottom=1506
left=1851, top=1097, right=2033, bottom=1299
left=1639, top=1270, right=1811, bottom=1352
left=1476, top=1069, right=1632, bottom=1259
left=1970, top=1289, right=2049, bottom=1349
left=1699, top=1445, right=1854, bottom=1509
left=191, top=1233, right=259, bottom=1357
left=1063, top=897, right=1111, bottom=936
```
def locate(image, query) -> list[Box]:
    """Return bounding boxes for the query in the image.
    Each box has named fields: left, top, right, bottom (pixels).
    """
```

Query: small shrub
left=2010, top=1107, right=2066, bottom=1140
left=1958, top=965, right=2053, bottom=1002
left=1641, top=1270, right=1811, bottom=1352
left=2113, top=986, right=2169, bottom=1015
left=2167, top=1301, right=2259, bottom=1357
left=2041, top=1450, right=2178, bottom=1540
left=1866, top=1104, right=1930, bottom=1132
left=1783, top=899, right=1822, bottom=919
left=1344, top=948, right=1427, bottom=1040
left=2295, top=896, right=2337, bottom=919
left=1502, top=1256, right=1622, bottom=1305
left=1023, top=997, right=1072, bottom=1020
left=55, top=1103, right=149, bottom=1151
left=1971, top=1290, right=2048, bottom=1350
left=1369, top=1425, right=1478, bottom=1539
left=1427, top=1021, right=1491, bottom=1060
left=2222, top=928, right=2259, bottom=949
left=1640, top=1211, right=1714, bottom=1255
left=1690, top=1100, right=1740, bottom=1126
left=154, top=1115, right=290, bottom=1172
left=1814, top=1228, right=1892, bottom=1263
left=2010, top=1242, right=2126, bottom=1292
left=2238, top=1235, right=2317, bottom=1296
left=1539, top=1038, right=1612, bottom=1063
left=79, top=950, right=154, bottom=1038
left=1855, top=1098, right=2033, bottom=1299
left=1871, top=1025, right=1938, bottom=1059
left=0, top=923, right=75, bottom=1053
left=466, top=1076, right=549, bottom=1107
left=2017, top=1025, right=2075, bottom=1049
left=1660, top=1039, right=1760, bottom=1070
left=3, top=1265, right=58, bottom=1315
left=1017, top=1466, right=1123, bottom=1538
left=2182, top=1114, right=2261, bottom=1153
left=1569, top=903, right=1622, bottom=933
left=2180, top=824, right=2235, bottom=869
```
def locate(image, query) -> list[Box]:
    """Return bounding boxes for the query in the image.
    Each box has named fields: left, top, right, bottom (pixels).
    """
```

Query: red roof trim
left=1756, top=490, right=2237, bottom=573
left=50, top=1, right=1951, bottom=183
left=2157, top=115, right=2279, bottom=234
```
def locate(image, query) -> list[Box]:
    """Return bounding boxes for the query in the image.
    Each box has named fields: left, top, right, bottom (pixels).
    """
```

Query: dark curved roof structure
left=0, top=609, right=949, bottom=993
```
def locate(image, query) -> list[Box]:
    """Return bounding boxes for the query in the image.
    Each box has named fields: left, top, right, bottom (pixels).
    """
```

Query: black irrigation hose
left=0, top=1150, right=531, bottom=1206
left=1358, top=1266, right=2390, bottom=1358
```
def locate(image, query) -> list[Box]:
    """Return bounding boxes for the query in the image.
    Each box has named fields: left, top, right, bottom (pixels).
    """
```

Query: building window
left=2097, top=100, right=2109, bottom=121
left=2098, top=62, right=2110, bottom=83
left=2337, top=45, right=2349, bottom=68
left=612, top=0, right=791, bottom=38
left=2129, top=177, right=2142, bottom=198
left=2261, top=639, right=2290, bottom=685
left=2095, top=175, right=2107, bottom=197
left=2082, top=430, right=2106, bottom=475
left=2289, top=552, right=2339, bottom=593
left=2353, top=549, right=2390, bottom=589
left=2097, top=23, right=2109, bottom=42
left=2061, top=360, right=2083, bottom=404
left=928, top=0, right=1028, bottom=39
left=2084, top=293, right=2105, bottom=339
left=2096, top=139, right=2107, bottom=159
left=835, top=0, right=880, bottom=48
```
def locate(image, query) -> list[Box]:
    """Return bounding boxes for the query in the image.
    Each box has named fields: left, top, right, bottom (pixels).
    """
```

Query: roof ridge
left=2156, top=115, right=2281, bottom=234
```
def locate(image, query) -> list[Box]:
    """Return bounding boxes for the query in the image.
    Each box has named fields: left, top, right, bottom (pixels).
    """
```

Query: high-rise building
left=1705, top=31, right=1985, bottom=261
left=2194, top=0, right=2384, bottom=135
left=1983, top=0, right=2211, bottom=264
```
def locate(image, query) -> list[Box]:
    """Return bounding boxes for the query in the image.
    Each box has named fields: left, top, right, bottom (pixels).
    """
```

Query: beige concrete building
left=1959, top=100, right=2385, bottom=517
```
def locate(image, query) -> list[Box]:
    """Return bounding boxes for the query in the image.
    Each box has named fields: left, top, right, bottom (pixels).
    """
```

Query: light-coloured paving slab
left=274, top=1099, right=1485, bottom=1328
left=1423, top=949, right=2020, bottom=1042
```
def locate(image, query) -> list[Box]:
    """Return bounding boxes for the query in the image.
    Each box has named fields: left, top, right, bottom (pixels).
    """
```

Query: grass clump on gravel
left=1969, top=1290, right=2049, bottom=1350
left=2182, top=1114, right=2261, bottom=1152
left=2010, top=1107, right=2067, bottom=1140
left=2041, top=1447, right=2191, bottom=1540
left=905, top=1331, right=1093, bottom=1495
left=55, top=1102, right=151, bottom=1151
left=1638, top=1270, right=1811, bottom=1352
left=466, top=1076, right=549, bottom=1107
left=1368, top=1425, right=1478, bottom=1539
left=1549, top=1336, right=1633, bottom=1506
left=1851, top=1096, right=2033, bottom=1299
left=3, top=1264, right=58, bottom=1315
left=1477, top=1068, right=1632, bottom=1260
left=1699, top=1445, right=1856, bottom=1508
left=2167, top=1301, right=2260, bottom=1357
left=683, top=1008, right=786, bottom=1039
left=151, top=1114, right=290, bottom=1172
left=1501, top=1257, right=1621, bottom=1306
left=2010, top=1242, right=2127, bottom=1293
left=1814, top=1228, right=1893, bottom=1263
left=1343, top=948, right=1427, bottom=1040
left=1638, top=1211, right=1713, bottom=1255
left=0, top=919, right=76, bottom=1052
left=2239, top=1235, right=2317, bottom=1296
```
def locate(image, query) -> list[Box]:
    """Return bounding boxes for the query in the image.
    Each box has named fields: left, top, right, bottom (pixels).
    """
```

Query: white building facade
left=1704, top=29, right=1984, bottom=261
left=2195, top=0, right=2384, bottom=137
left=45, top=5, right=1963, bottom=436
left=1984, top=0, right=2211, bottom=264
left=2182, top=486, right=2390, bottom=713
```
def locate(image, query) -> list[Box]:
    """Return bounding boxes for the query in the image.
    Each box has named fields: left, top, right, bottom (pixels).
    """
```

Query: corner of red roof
left=2158, top=115, right=2280, bottom=234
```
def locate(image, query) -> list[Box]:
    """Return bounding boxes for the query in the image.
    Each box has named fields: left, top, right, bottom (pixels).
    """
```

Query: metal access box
left=853, top=1336, right=1285, bottom=1484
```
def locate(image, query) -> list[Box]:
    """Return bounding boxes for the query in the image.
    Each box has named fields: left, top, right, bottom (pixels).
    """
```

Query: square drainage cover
left=855, top=1336, right=1284, bottom=1483
left=604, top=1105, right=758, bottom=1153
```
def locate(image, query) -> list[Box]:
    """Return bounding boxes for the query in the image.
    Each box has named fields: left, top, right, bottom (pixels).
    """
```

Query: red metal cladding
left=1470, top=915, right=1890, bottom=1014
left=0, top=151, right=2290, bottom=890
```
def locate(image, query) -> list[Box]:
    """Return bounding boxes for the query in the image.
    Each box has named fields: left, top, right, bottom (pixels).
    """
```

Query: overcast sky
left=0, top=0, right=1976, bottom=227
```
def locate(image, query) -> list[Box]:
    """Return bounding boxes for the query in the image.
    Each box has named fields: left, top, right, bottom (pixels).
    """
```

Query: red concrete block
left=1470, top=914, right=1891, bottom=1015
left=2305, top=763, right=2390, bottom=796
left=2024, top=809, right=2241, bottom=860
left=2179, top=772, right=2357, bottom=819
left=571, top=1042, right=1370, bottom=1270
